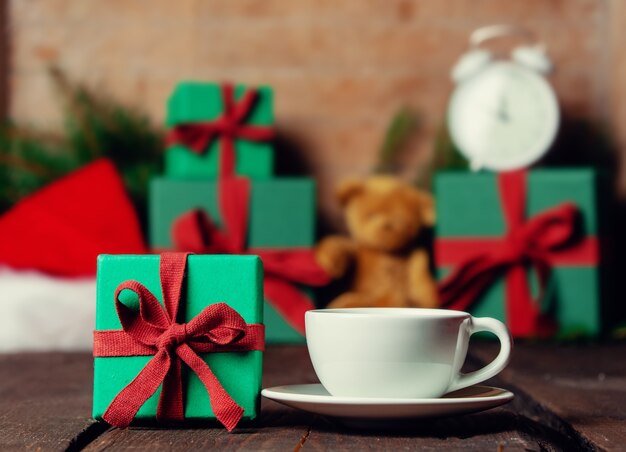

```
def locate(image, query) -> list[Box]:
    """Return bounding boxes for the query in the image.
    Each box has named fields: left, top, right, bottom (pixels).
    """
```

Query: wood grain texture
left=85, top=346, right=314, bottom=451
left=298, top=351, right=589, bottom=451
left=473, top=342, right=626, bottom=451
left=2, top=344, right=624, bottom=450
left=85, top=346, right=567, bottom=451
left=0, top=352, right=105, bottom=451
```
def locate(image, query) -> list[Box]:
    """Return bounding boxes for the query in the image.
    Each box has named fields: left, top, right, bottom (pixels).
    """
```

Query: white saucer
left=261, top=384, right=513, bottom=419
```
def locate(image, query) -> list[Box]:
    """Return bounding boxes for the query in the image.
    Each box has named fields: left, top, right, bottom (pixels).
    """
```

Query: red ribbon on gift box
left=93, top=252, right=265, bottom=431
left=165, top=83, right=274, bottom=179
left=171, top=178, right=331, bottom=334
left=165, top=82, right=328, bottom=332
left=437, top=170, right=599, bottom=337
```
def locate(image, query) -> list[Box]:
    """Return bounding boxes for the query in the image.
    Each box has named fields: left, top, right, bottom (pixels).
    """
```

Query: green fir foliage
left=374, top=107, right=419, bottom=174
left=0, top=67, right=164, bottom=224
left=373, top=107, right=468, bottom=189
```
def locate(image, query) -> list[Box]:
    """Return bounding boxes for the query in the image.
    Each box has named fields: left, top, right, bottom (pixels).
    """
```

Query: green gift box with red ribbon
left=165, top=82, right=274, bottom=180
left=149, top=177, right=329, bottom=344
left=92, top=253, right=264, bottom=430
left=435, top=169, right=605, bottom=338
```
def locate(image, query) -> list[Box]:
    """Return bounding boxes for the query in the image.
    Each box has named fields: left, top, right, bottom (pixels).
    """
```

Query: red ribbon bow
left=165, top=83, right=274, bottom=178
left=437, top=170, right=598, bottom=337
left=171, top=178, right=330, bottom=334
left=93, top=252, right=265, bottom=431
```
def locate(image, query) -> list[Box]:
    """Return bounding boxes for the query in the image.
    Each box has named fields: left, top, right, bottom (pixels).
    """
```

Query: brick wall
left=6, top=0, right=626, bottom=229
left=0, top=0, right=7, bottom=120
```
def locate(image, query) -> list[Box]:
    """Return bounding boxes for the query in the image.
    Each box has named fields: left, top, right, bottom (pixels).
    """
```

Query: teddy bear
left=316, top=175, right=438, bottom=309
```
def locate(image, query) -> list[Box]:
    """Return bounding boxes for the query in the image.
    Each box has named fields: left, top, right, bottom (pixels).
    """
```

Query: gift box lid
left=166, top=82, right=273, bottom=127
left=435, top=168, right=598, bottom=237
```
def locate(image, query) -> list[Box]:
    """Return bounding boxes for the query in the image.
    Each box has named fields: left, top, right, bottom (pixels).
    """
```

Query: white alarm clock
left=447, top=25, right=560, bottom=171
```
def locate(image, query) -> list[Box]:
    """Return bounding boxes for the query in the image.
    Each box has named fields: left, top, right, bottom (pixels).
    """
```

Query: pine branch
left=0, top=66, right=165, bottom=226
left=374, top=107, right=419, bottom=174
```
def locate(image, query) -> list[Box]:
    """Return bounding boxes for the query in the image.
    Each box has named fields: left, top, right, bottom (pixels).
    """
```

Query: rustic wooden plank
left=301, top=409, right=545, bottom=451
left=300, top=346, right=586, bottom=451
left=0, top=352, right=105, bottom=451
left=85, top=345, right=576, bottom=451
left=293, top=343, right=589, bottom=451
left=85, top=346, right=314, bottom=451
left=473, top=342, right=626, bottom=451
left=1, top=345, right=610, bottom=451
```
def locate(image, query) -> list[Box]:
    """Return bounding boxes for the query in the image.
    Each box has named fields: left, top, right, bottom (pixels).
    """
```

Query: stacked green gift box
left=93, top=82, right=324, bottom=428
left=435, top=169, right=608, bottom=339
left=152, top=82, right=320, bottom=344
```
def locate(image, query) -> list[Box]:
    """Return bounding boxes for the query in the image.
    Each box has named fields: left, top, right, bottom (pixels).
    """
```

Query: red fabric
left=437, top=170, right=599, bottom=337
left=165, top=83, right=274, bottom=179
left=94, top=252, right=265, bottom=431
left=0, top=159, right=146, bottom=276
left=171, top=177, right=330, bottom=334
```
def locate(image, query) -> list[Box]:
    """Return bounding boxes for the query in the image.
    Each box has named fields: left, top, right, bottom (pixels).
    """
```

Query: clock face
left=448, top=61, right=559, bottom=171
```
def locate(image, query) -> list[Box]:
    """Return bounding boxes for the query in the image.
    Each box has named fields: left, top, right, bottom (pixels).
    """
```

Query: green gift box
left=435, top=169, right=605, bottom=338
left=149, top=178, right=317, bottom=344
left=165, top=82, right=274, bottom=180
left=92, top=254, right=264, bottom=426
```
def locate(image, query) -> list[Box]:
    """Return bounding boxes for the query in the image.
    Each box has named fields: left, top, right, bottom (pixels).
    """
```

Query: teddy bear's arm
left=315, top=236, right=356, bottom=279
left=407, top=249, right=439, bottom=308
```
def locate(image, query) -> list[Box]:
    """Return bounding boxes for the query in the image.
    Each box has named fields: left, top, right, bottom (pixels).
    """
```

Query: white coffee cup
left=305, top=308, right=512, bottom=399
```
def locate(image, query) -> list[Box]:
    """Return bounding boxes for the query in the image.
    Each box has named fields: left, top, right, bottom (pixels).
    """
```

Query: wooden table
left=1, top=343, right=625, bottom=451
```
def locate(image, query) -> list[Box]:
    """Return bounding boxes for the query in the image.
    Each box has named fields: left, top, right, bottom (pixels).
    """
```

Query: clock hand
left=481, top=104, right=502, bottom=119
left=496, top=96, right=510, bottom=123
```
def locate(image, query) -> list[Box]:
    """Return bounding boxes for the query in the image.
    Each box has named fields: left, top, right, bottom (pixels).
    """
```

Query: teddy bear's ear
left=417, top=192, right=436, bottom=226
left=336, top=179, right=365, bottom=206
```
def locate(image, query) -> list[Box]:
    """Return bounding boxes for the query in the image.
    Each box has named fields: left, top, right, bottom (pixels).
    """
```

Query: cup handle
left=448, top=316, right=513, bottom=393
